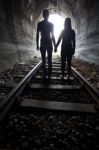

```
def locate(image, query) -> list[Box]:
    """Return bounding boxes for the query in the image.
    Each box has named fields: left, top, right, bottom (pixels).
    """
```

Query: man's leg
left=40, top=48, right=47, bottom=78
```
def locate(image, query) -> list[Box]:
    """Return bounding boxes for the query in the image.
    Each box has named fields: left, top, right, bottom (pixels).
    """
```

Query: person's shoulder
left=58, top=29, right=64, bottom=37
left=38, top=21, right=44, bottom=25
left=71, top=29, right=75, bottom=34
left=61, top=29, right=65, bottom=34
left=48, top=21, right=53, bottom=26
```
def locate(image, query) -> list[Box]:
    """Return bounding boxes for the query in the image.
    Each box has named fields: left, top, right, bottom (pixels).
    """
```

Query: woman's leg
left=61, top=50, right=66, bottom=78
left=67, top=56, right=72, bottom=79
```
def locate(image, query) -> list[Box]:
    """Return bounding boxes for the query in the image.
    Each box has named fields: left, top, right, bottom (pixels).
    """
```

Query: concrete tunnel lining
left=0, top=0, right=99, bottom=72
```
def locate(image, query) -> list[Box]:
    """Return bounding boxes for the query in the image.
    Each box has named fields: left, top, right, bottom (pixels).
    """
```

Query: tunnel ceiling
left=0, top=0, right=99, bottom=72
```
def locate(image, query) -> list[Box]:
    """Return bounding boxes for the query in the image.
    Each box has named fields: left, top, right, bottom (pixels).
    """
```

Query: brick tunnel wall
left=0, top=0, right=39, bottom=72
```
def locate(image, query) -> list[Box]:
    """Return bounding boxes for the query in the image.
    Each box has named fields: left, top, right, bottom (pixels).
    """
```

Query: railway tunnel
left=0, top=0, right=99, bottom=149
left=0, top=0, right=99, bottom=72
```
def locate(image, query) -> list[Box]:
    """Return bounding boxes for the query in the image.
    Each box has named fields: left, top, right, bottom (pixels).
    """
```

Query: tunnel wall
left=75, top=0, right=99, bottom=64
left=0, top=0, right=38, bottom=72
left=58, top=0, right=99, bottom=65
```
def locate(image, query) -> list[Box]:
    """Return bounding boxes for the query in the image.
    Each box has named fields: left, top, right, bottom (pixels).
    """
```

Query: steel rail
left=0, top=60, right=42, bottom=121
left=71, top=66, right=99, bottom=105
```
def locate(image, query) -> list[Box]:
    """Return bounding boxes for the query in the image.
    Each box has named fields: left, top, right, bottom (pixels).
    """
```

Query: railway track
left=0, top=59, right=39, bottom=100
left=0, top=57, right=99, bottom=149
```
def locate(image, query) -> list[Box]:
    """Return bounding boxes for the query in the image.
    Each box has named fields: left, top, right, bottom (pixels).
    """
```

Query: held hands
left=54, top=45, right=58, bottom=53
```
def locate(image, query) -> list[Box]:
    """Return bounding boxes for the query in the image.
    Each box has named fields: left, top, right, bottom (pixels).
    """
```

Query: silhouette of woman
left=55, top=18, right=75, bottom=79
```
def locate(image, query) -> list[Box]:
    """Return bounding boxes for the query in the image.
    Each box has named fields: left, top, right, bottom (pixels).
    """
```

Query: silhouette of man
left=36, top=9, right=55, bottom=79
left=55, top=18, right=75, bottom=79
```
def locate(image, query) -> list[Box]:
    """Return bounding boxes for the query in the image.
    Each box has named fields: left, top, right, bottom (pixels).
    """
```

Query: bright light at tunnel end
left=49, top=14, right=65, bottom=56
left=49, top=14, right=64, bottom=40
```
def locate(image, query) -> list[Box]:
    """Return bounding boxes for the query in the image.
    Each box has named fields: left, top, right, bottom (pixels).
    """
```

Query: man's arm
left=52, top=25, right=56, bottom=47
left=36, top=23, right=40, bottom=50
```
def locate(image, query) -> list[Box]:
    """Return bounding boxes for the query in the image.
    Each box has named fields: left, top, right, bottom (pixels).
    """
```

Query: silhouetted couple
left=36, top=9, right=75, bottom=80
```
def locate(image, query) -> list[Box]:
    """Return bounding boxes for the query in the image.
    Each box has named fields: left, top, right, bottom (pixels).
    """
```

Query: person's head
left=64, top=18, right=71, bottom=29
left=43, top=9, right=49, bottom=20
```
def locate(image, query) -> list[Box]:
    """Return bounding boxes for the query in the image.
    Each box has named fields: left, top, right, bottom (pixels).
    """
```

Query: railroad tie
left=29, top=83, right=81, bottom=90
left=20, top=99, right=96, bottom=113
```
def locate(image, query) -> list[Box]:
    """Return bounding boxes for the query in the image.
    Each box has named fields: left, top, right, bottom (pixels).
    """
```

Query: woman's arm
left=56, top=31, right=63, bottom=47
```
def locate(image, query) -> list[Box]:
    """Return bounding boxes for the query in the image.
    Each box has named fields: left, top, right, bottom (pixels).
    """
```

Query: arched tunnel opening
left=0, top=0, right=99, bottom=72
